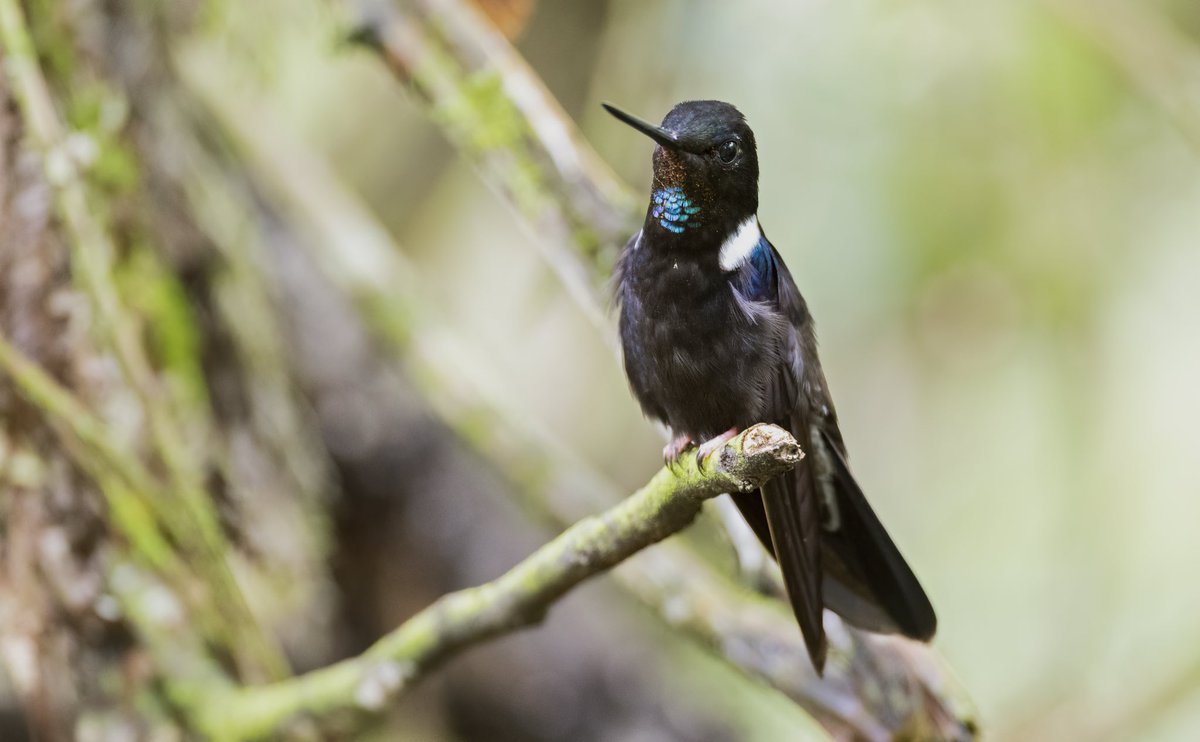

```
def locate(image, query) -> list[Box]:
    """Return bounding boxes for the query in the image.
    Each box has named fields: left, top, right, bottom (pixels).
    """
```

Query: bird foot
left=663, top=433, right=694, bottom=465
left=695, top=427, right=740, bottom=464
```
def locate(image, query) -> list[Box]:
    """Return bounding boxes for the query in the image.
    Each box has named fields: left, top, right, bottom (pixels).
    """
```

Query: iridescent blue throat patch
left=651, top=187, right=702, bottom=234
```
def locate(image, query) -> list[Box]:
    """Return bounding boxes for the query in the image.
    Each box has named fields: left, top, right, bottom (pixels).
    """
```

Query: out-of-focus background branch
left=3, top=0, right=1200, bottom=740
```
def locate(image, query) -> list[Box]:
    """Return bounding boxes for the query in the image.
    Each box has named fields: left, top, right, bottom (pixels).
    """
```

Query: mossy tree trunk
left=0, top=1, right=331, bottom=736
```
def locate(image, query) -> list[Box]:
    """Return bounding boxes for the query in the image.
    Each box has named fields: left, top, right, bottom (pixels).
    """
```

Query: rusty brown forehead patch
left=652, top=149, right=714, bottom=199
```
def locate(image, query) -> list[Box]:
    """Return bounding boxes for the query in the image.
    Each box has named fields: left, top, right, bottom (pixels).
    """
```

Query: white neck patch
left=718, top=215, right=761, bottom=272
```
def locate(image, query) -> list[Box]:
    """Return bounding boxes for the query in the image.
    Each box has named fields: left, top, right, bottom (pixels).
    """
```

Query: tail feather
left=759, top=466, right=827, bottom=672
left=730, top=430, right=936, bottom=654
left=818, top=430, right=936, bottom=640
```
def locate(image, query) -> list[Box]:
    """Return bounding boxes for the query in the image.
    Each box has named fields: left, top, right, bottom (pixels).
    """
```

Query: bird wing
left=731, top=236, right=936, bottom=663
left=731, top=235, right=828, bottom=671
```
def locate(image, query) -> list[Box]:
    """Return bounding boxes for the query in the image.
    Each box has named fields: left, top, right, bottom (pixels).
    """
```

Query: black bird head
left=604, top=100, right=759, bottom=242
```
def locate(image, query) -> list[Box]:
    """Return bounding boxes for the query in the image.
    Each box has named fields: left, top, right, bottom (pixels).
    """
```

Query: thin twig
left=341, top=0, right=633, bottom=337
left=411, top=0, right=635, bottom=240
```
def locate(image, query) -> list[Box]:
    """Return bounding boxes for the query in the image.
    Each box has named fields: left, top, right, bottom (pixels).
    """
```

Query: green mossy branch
left=189, top=425, right=802, bottom=741
left=342, top=0, right=631, bottom=333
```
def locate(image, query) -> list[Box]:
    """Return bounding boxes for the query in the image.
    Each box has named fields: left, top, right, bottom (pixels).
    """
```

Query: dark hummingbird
left=605, top=100, right=936, bottom=672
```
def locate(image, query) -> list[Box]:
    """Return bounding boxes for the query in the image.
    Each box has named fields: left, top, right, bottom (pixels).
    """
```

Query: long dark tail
left=731, top=431, right=936, bottom=669
left=755, top=459, right=827, bottom=672
left=816, top=430, right=936, bottom=640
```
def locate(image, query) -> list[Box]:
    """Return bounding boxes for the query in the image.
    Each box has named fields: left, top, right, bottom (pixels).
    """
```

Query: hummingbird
left=604, top=100, right=936, bottom=672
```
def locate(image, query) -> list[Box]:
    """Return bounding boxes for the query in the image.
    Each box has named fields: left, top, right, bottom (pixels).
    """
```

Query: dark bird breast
left=617, top=237, right=788, bottom=440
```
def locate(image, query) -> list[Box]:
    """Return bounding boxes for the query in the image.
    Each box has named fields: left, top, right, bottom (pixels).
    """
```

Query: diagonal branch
left=181, top=425, right=802, bottom=740
left=341, top=0, right=635, bottom=335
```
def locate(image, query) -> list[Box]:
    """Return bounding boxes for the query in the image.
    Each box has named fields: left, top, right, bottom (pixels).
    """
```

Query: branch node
left=741, top=423, right=803, bottom=461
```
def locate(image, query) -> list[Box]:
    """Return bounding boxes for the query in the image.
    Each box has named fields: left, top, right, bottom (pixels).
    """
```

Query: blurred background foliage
left=5, top=0, right=1200, bottom=739
left=188, top=0, right=1200, bottom=738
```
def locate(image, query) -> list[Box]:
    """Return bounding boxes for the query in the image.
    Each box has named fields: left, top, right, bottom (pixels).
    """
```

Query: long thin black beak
left=602, top=103, right=682, bottom=151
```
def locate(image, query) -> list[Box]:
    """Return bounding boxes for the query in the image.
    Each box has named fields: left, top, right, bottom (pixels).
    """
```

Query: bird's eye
left=717, top=140, right=739, bottom=164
